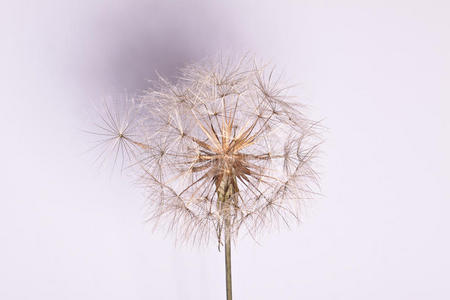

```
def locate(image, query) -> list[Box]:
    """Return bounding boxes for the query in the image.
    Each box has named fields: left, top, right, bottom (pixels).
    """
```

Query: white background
left=1, top=1, right=449, bottom=299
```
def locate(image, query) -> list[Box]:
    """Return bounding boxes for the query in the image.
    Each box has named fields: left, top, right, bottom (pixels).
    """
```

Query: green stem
left=217, top=173, right=234, bottom=300
left=225, top=214, right=232, bottom=300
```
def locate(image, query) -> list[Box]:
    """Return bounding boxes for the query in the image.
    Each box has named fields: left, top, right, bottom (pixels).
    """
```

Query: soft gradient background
left=1, top=1, right=449, bottom=299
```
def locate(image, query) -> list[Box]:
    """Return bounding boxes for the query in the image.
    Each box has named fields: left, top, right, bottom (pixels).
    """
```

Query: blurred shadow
left=75, top=1, right=235, bottom=97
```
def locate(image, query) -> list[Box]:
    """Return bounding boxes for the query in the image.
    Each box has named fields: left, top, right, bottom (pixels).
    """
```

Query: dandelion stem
left=218, top=174, right=234, bottom=300
left=225, top=211, right=232, bottom=300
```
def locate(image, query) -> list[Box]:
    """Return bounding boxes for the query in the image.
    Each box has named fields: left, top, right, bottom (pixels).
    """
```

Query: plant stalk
left=217, top=173, right=234, bottom=300
left=225, top=213, right=232, bottom=300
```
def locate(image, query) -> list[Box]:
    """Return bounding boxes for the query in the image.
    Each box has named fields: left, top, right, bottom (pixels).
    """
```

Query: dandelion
left=92, top=55, right=321, bottom=299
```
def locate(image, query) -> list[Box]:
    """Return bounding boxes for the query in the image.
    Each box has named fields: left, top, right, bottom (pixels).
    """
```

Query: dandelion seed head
left=93, top=55, right=321, bottom=246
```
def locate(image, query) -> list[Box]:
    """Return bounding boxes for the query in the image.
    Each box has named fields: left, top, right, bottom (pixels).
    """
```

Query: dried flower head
left=94, top=55, right=321, bottom=247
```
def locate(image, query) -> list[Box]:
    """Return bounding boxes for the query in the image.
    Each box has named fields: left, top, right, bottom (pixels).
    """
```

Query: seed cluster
left=94, top=56, right=321, bottom=246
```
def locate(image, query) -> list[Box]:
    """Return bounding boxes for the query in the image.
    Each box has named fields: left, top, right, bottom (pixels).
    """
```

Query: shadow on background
left=69, top=1, right=237, bottom=98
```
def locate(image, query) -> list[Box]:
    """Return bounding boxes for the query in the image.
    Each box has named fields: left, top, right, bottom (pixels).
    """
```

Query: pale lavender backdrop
left=1, top=1, right=449, bottom=299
